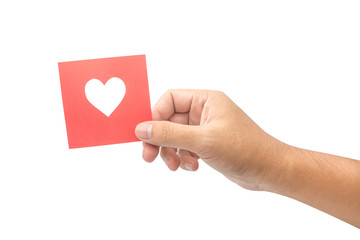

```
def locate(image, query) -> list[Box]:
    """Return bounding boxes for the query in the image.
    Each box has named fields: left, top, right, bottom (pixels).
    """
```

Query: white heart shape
left=85, top=77, right=126, bottom=117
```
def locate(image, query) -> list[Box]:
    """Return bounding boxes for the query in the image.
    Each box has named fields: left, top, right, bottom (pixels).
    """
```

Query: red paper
left=58, top=55, right=152, bottom=149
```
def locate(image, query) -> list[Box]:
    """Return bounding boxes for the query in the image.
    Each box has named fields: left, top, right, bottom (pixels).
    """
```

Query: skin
left=135, top=89, right=360, bottom=228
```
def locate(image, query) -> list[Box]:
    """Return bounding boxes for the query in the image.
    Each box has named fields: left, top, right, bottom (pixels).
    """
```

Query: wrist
left=230, top=134, right=296, bottom=193
left=257, top=139, right=297, bottom=194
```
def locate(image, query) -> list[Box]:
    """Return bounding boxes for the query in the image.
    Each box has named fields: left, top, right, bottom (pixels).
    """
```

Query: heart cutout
left=85, top=77, right=126, bottom=117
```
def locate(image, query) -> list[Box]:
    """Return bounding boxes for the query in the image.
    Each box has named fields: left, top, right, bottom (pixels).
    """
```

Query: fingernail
left=184, top=162, right=193, bottom=171
left=135, top=123, right=152, bottom=139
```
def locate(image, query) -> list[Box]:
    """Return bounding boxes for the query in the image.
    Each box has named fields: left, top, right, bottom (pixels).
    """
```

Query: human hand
left=135, top=89, right=360, bottom=227
left=135, top=90, right=288, bottom=191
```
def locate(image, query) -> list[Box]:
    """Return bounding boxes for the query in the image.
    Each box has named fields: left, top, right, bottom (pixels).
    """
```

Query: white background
left=0, top=0, right=359, bottom=239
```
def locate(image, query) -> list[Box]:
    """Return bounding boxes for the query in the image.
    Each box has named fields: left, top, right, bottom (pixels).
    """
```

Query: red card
left=58, top=55, right=152, bottom=149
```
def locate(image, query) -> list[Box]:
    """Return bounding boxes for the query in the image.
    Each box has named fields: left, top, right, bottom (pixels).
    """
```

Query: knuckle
left=164, top=89, right=176, bottom=97
left=195, top=127, right=218, bottom=157
left=213, top=90, right=226, bottom=97
left=164, top=89, right=172, bottom=96
left=160, top=122, right=175, bottom=146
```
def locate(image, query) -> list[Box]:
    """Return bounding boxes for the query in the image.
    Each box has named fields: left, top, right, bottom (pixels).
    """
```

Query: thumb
left=135, top=121, right=201, bottom=152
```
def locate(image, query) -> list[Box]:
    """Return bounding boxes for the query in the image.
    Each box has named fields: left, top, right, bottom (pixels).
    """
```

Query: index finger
left=152, top=89, right=209, bottom=124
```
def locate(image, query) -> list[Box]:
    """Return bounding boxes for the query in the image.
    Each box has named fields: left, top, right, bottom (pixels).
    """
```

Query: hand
left=135, top=89, right=360, bottom=227
left=135, top=89, right=287, bottom=191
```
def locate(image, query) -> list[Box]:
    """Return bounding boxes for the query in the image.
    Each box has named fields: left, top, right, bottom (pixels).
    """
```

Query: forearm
left=268, top=144, right=360, bottom=228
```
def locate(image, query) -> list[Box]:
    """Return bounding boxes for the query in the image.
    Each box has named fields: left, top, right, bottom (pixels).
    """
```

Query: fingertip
left=192, top=160, right=199, bottom=171
left=142, top=142, right=159, bottom=163
left=160, top=147, right=181, bottom=171
left=178, top=150, right=199, bottom=171
left=135, top=122, right=152, bottom=140
left=164, top=157, right=180, bottom=171
left=182, top=160, right=199, bottom=171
